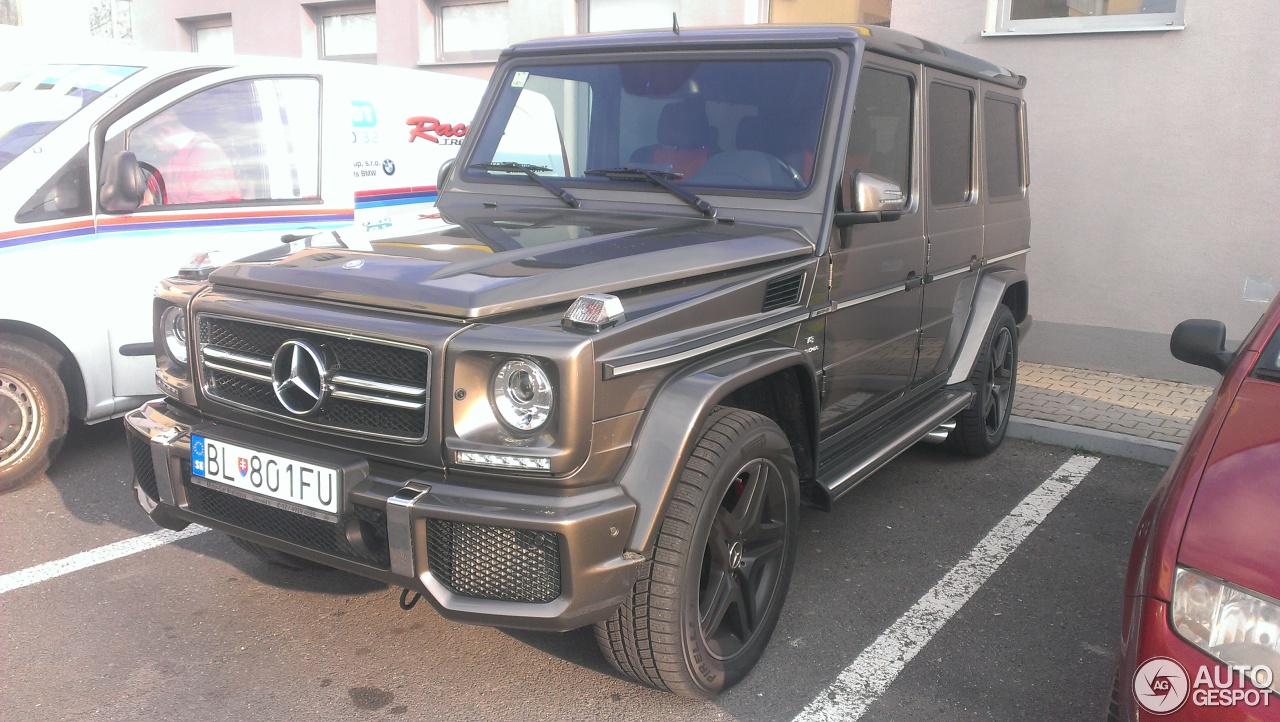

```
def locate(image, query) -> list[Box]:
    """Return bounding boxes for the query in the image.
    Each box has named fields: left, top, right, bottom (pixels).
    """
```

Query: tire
left=229, top=536, right=330, bottom=571
left=594, top=408, right=799, bottom=697
left=0, top=338, right=69, bottom=493
left=945, top=304, right=1018, bottom=457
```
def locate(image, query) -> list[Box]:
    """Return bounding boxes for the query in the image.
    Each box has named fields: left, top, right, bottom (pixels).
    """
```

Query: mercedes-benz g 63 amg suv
left=126, top=24, right=1031, bottom=697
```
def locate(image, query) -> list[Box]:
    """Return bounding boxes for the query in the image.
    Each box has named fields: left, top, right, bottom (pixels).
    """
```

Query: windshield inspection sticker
left=512, top=71, right=529, bottom=88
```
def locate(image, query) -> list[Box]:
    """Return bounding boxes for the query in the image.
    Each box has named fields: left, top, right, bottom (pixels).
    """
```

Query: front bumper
left=125, top=400, right=643, bottom=631
left=1116, top=595, right=1279, bottom=721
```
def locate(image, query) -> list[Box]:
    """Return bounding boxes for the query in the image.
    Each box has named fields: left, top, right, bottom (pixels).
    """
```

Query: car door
left=94, top=68, right=353, bottom=398
left=914, top=70, right=983, bottom=388
left=820, top=59, right=924, bottom=444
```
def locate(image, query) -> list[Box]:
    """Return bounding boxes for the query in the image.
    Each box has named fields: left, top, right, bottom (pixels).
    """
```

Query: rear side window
left=984, top=95, right=1024, bottom=200
left=847, top=67, right=913, bottom=200
left=927, top=82, right=973, bottom=206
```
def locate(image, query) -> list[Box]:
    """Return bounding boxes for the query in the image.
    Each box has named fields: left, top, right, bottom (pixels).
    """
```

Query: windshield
left=466, top=58, right=833, bottom=194
left=0, top=64, right=141, bottom=171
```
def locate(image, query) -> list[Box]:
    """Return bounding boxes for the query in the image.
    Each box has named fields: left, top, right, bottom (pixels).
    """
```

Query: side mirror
left=99, top=150, right=144, bottom=212
left=835, top=172, right=905, bottom=228
left=1170, top=319, right=1235, bottom=374
left=437, top=158, right=455, bottom=194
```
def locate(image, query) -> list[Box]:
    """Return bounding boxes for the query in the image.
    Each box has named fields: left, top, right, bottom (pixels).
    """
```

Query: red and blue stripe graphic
left=354, top=186, right=438, bottom=210
left=0, top=207, right=355, bottom=252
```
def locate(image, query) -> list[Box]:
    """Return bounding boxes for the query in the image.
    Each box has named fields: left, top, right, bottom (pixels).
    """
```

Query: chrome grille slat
left=203, top=346, right=272, bottom=369
left=331, top=373, right=426, bottom=398
left=204, top=359, right=272, bottom=383
left=196, top=315, right=431, bottom=441
left=331, top=389, right=425, bottom=410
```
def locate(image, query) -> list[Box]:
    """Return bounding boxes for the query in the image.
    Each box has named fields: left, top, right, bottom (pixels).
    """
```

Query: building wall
left=892, top=0, right=1280, bottom=383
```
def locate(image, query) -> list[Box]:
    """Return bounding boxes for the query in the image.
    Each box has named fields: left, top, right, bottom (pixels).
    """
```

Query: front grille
left=129, top=433, right=159, bottom=500
left=184, top=471, right=390, bottom=568
left=197, top=315, right=430, bottom=440
left=427, top=519, right=562, bottom=603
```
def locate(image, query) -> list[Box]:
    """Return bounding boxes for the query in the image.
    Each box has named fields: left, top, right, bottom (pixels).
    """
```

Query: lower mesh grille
left=129, top=434, right=159, bottom=501
left=184, top=470, right=390, bottom=568
left=426, top=519, right=562, bottom=603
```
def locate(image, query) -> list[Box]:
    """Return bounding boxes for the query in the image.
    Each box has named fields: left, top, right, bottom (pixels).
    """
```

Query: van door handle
left=905, top=272, right=924, bottom=291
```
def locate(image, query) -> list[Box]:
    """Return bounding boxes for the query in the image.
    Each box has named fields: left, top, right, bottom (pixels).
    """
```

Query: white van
left=0, top=51, right=486, bottom=490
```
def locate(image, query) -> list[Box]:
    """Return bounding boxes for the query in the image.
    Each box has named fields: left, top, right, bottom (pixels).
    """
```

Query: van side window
left=128, top=77, right=321, bottom=208
left=16, top=146, right=90, bottom=223
left=984, top=95, right=1023, bottom=199
left=927, top=82, right=973, bottom=206
left=846, top=67, right=913, bottom=199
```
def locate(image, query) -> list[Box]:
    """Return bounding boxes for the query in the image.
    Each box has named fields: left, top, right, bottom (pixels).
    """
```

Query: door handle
left=904, top=272, right=924, bottom=291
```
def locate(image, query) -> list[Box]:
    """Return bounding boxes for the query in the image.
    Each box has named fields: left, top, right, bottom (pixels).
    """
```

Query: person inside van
left=139, top=106, right=242, bottom=206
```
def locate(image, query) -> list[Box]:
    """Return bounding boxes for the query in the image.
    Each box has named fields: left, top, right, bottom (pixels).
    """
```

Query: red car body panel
left=1178, top=378, right=1280, bottom=603
left=1117, top=295, right=1280, bottom=721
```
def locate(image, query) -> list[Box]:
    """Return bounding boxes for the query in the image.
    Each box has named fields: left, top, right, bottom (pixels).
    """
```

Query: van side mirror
left=437, top=158, right=455, bottom=194
left=99, top=150, right=144, bottom=212
left=834, top=172, right=905, bottom=228
left=1170, top=319, right=1235, bottom=374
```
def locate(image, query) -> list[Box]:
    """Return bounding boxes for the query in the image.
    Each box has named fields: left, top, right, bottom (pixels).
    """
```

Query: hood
left=1177, top=377, right=1280, bottom=602
left=208, top=208, right=813, bottom=318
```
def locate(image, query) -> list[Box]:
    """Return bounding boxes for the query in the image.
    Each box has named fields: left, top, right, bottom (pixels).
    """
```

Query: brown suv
left=126, top=24, right=1031, bottom=697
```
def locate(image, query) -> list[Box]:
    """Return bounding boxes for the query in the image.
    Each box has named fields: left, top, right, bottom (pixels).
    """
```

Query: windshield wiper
left=584, top=166, right=717, bottom=218
left=469, top=162, right=579, bottom=209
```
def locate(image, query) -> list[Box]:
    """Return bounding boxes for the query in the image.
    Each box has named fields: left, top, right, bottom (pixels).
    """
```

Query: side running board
left=815, top=389, right=973, bottom=508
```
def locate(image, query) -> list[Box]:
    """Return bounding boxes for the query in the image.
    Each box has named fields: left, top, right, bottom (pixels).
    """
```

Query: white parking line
left=0, top=525, right=210, bottom=595
left=793, top=454, right=1101, bottom=722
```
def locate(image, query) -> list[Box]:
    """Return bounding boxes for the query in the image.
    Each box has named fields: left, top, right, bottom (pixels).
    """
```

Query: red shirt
left=163, top=135, right=242, bottom=204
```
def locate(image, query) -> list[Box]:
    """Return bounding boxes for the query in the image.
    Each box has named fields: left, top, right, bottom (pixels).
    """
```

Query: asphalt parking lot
left=1, top=422, right=1167, bottom=721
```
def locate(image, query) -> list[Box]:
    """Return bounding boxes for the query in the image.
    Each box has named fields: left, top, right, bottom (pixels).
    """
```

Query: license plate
left=190, top=435, right=340, bottom=516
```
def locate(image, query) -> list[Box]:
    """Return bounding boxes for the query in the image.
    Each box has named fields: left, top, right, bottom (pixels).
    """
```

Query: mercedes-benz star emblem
left=271, top=340, right=328, bottom=415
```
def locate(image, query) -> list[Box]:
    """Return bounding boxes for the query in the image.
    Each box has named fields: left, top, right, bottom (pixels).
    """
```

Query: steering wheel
left=138, top=161, right=167, bottom=206
left=772, top=157, right=806, bottom=190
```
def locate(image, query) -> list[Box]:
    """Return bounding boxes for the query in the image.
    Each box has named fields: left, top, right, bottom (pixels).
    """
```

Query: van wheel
left=229, top=536, right=329, bottom=571
left=594, top=408, right=799, bottom=697
left=0, top=339, right=69, bottom=493
left=946, top=304, right=1018, bottom=457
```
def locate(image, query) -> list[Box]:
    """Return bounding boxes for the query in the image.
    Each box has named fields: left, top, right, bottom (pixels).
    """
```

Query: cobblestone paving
left=1013, top=362, right=1214, bottom=443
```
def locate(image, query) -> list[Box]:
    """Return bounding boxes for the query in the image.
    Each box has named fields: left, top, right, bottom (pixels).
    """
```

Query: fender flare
left=945, top=269, right=1029, bottom=386
left=616, top=342, right=817, bottom=553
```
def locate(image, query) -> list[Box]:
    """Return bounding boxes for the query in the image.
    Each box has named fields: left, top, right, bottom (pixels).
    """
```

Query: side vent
left=762, top=273, right=804, bottom=312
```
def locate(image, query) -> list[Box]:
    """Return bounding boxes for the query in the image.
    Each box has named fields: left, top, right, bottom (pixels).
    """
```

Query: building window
left=984, top=0, right=1184, bottom=35
left=1, top=0, right=20, bottom=26
left=584, top=0, right=677, bottom=32
left=89, top=0, right=133, bottom=41
left=436, top=0, right=509, bottom=62
left=318, top=4, right=377, bottom=63
left=768, top=0, right=891, bottom=27
left=182, top=15, right=234, bottom=53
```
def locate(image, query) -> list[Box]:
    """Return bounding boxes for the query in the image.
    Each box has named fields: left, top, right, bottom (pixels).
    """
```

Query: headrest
left=657, top=101, right=711, bottom=149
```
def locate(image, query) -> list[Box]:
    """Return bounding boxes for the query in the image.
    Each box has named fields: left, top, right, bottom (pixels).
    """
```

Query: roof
left=505, top=24, right=1026, bottom=90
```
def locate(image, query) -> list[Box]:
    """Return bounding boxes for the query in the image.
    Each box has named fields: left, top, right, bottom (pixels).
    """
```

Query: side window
left=927, top=82, right=974, bottom=206
left=16, top=146, right=90, bottom=223
left=984, top=95, right=1024, bottom=200
left=846, top=67, right=913, bottom=198
left=126, top=77, right=320, bottom=208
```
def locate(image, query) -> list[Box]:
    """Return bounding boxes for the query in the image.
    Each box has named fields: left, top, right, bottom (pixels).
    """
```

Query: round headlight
left=491, top=358, right=553, bottom=432
left=160, top=306, right=189, bottom=365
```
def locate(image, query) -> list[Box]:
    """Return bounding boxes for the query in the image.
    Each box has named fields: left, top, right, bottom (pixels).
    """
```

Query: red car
left=1114, top=294, right=1280, bottom=720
